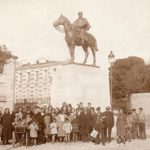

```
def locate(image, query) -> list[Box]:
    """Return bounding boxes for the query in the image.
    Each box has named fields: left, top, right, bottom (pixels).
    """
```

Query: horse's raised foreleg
left=82, top=46, right=89, bottom=64
left=70, top=44, right=75, bottom=63
left=67, top=43, right=75, bottom=63
left=91, top=47, right=96, bottom=66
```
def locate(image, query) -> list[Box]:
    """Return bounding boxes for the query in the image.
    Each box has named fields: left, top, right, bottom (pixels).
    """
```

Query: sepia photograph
left=0, top=0, right=150, bottom=150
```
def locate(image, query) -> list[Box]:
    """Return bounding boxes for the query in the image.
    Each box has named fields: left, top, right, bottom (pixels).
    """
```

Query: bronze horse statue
left=53, top=15, right=99, bottom=65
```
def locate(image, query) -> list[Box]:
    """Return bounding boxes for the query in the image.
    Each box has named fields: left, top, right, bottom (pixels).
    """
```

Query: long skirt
left=44, top=116, right=51, bottom=135
left=57, top=122, right=65, bottom=137
left=117, top=122, right=126, bottom=137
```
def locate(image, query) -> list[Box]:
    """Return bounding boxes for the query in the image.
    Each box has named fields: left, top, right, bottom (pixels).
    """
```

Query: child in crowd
left=24, top=114, right=32, bottom=145
left=63, top=118, right=72, bottom=143
left=71, top=114, right=80, bottom=142
left=25, top=114, right=32, bottom=125
left=12, top=113, right=25, bottom=144
left=69, top=108, right=76, bottom=123
left=28, top=120, right=38, bottom=146
left=50, top=118, right=58, bottom=143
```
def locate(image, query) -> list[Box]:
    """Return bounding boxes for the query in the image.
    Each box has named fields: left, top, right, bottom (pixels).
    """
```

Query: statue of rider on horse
left=72, top=11, right=91, bottom=44
left=53, top=12, right=99, bottom=66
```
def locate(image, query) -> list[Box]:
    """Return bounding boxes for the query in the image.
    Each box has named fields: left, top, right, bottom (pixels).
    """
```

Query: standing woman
left=0, top=111, right=2, bottom=142
left=1, top=108, right=13, bottom=145
left=44, top=108, right=52, bottom=142
left=67, top=104, right=72, bottom=116
left=56, top=110, right=66, bottom=142
left=48, top=105, right=53, bottom=114
left=116, top=109, right=126, bottom=144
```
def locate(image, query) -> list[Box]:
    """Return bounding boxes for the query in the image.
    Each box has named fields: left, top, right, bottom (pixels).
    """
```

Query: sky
left=0, top=0, right=150, bottom=67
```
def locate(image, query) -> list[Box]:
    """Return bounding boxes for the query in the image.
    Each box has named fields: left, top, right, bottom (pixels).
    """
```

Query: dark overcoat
left=103, top=111, right=114, bottom=128
left=79, top=111, right=91, bottom=135
left=1, top=113, right=13, bottom=140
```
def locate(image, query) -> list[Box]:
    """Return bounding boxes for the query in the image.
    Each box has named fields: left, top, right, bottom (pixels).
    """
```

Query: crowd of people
left=0, top=102, right=147, bottom=147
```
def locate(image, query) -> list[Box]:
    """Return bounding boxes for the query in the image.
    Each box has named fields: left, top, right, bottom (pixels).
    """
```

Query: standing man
left=138, top=107, right=146, bottom=139
left=95, top=107, right=104, bottom=127
left=79, top=107, right=91, bottom=142
left=103, top=106, right=114, bottom=142
left=94, top=107, right=105, bottom=145
left=32, top=107, right=45, bottom=144
left=87, top=102, right=92, bottom=111
left=131, top=108, right=138, bottom=139
left=73, top=11, right=91, bottom=43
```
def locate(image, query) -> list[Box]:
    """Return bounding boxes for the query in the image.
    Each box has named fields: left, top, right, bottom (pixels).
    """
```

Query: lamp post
left=108, top=51, right=115, bottom=110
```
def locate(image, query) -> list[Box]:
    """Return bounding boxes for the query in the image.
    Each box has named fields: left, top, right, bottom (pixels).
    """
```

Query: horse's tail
left=87, top=33, right=99, bottom=51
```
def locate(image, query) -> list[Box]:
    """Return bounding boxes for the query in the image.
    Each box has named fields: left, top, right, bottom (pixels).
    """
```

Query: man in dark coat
left=94, top=107, right=103, bottom=126
left=0, top=111, right=2, bottom=140
left=103, top=106, right=114, bottom=142
left=90, top=107, right=97, bottom=133
left=32, top=107, right=45, bottom=144
left=79, top=107, right=91, bottom=142
left=93, top=107, right=105, bottom=145
left=1, top=108, right=13, bottom=145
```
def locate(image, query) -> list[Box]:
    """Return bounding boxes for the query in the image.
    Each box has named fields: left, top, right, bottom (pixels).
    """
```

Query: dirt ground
left=1, top=129, right=150, bottom=150
left=1, top=139, right=150, bottom=150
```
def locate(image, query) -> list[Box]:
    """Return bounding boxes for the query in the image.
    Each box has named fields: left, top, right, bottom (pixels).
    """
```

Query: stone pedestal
left=51, top=63, right=110, bottom=111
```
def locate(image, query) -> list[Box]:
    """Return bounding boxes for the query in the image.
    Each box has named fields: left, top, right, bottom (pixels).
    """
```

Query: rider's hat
left=78, top=11, right=83, bottom=15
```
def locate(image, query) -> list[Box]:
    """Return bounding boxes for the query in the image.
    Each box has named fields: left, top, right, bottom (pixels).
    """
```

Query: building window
left=44, top=70, right=47, bottom=80
left=50, top=76, right=52, bottom=84
left=0, top=96, right=7, bottom=102
left=36, top=71, right=38, bottom=81
left=27, top=72, right=30, bottom=82
left=19, top=73, right=22, bottom=83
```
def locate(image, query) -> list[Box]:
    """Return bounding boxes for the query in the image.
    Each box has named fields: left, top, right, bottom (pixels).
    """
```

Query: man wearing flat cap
left=103, top=106, right=114, bottom=142
left=93, top=107, right=105, bottom=144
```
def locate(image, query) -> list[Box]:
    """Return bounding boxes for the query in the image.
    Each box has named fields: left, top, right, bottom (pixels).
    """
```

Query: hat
left=106, top=106, right=110, bottom=110
left=96, top=107, right=100, bottom=110
left=78, top=11, right=83, bottom=15
left=127, top=111, right=132, bottom=114
left=15, top=113, right=19, bottom=116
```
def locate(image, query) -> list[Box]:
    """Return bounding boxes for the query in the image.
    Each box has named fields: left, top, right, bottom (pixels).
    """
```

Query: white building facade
left=15, top=61, right=59, bottom=106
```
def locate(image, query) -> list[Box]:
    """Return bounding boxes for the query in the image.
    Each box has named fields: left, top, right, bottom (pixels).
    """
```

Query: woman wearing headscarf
left=1, top=108, right=13, bottom=145
left=116, top=109, right=126, bottom=144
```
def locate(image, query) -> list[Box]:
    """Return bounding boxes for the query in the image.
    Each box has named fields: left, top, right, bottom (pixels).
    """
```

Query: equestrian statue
left=53, top=12, right=99, bottom=66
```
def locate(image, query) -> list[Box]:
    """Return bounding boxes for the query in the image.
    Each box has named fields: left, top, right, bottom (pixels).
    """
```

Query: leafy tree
left=111, top=56, right=150, bottom=109
left=0, top=45, right=16, bottom=73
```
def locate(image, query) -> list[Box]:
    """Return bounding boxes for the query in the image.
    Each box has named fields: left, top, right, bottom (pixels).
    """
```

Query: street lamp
left=108, top=51, right=115, bottom=110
